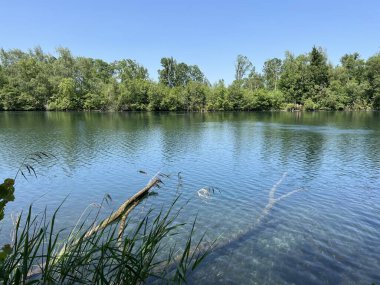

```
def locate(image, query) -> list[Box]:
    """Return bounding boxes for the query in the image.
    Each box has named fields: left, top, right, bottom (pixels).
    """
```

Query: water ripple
left=1, top=112, right=380, bottom=284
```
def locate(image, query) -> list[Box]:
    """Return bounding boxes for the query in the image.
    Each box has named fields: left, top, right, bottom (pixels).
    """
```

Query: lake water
left=0, top=111, right=379, bottom=284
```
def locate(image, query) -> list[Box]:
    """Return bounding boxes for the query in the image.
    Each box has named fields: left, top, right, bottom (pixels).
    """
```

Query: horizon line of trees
left=0, top=46, right=380, bottom=112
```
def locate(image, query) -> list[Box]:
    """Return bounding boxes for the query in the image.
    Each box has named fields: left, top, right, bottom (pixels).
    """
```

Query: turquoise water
left=0, top=111, right=379, bottom=284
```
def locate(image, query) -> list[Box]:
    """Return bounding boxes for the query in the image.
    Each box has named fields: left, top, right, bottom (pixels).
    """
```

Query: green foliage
left=147, top=83, right=169, bottom=111
left=319, top=90, right=345, bottom=111
left=113, top=59, right=148, bottom=83
left=0, top=179, right=15, bottom=221
left=284, top=103, right=302, bottom=112
left=227, top=81, right=245, bottom=110
left=366, top=53, right=380, bottom=109
left=48, top=78, right=77, bottom=110
left=206, top=80, right=229, bottom=111
left=303, top=98, right=318, bottom=111
left=158, top=57, right=207, bottom=88
left=263, top=58, right=282, bottom=91
left=279, top=52, right=310, bottom=104
left=242, top=89, right=284, bottom=111
left=244, top=70, right=265, bottom=91
left=117, top=79, right=151, bottom=111
left=308, top=46, right=330, bottom=90
left=235, top=55, right=253, bottom=81
left=0, top=200, right=212, bottom=284
left=184, top=81, right=208, bottom=111
left=0, top=46, right=379, bottom=111
left=0, top=153, right=212, bottom=284
left=373, top=94, right=380, bottom=110
left=160, top=87, right=184, bottom=111
left=340, top=52, right=366, bottom=83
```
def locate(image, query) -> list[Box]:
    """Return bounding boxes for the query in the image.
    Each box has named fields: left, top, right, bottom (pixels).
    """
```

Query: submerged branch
left=175, top=172, right=303, bottom=270
left=255, top=172, right=302, bottom=225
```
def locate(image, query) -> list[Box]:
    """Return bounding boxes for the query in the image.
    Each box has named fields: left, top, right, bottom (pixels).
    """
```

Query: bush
left=303, top=98, right=318, bottom=111
left=284, top=103, right=302, bottom=111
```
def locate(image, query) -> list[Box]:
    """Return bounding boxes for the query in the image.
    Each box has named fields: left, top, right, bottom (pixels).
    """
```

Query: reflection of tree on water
left=275, top=122, right=325, bottom=182
left=46, top=112, right=159, bottom=171
left=303, top=131, right=325, bottom=180
left=159, top=113, right=206, bottom=163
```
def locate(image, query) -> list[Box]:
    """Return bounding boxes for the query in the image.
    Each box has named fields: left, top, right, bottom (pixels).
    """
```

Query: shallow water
left=0, top=111, right=379, bottom=284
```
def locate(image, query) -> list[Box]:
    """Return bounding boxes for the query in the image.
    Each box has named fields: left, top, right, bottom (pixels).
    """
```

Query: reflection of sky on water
left=0, top=111, right=379, bottom=284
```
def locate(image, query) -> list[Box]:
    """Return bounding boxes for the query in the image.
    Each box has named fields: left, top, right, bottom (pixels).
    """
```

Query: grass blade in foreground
left=0, top=175, right=213, bottom=284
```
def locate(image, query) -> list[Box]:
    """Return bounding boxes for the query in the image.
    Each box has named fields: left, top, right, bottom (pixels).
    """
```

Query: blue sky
left=1, top=0, right=379, bottom=83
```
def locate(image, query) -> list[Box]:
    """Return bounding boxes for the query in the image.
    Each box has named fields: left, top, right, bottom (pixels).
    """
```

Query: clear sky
left=1, top=0, right=379, bottom=83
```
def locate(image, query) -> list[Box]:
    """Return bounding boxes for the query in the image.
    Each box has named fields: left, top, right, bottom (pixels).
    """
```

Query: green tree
left=244, top=69, right=264, bottom=91
left=331, top=53, right=368, bottom=109
left=366, top=53, right=380, bottom=109
left=234, top=55, right=253, bottom=81
left=117, top=79, right=151, bottom=111
left=227, top=80, right=245, bottom=110
left=2, top=45, right=380, bottom=111
left=340, top=52, right=366, bottom=83
left=242, top=89, right=284, bottom=111
left=102, top=79, right=120, bottom=111
left=147, top=82, right=168, bottom=111
left=0, top=86, right=19, bottom=110
left=263, top=58, right=282, bottom=91
left=309, top=47, right=329, bottom=86
left=184, top=81, right=208, bottom=111
left=279, top=51, right=309, bottom=104
left=319, top=80, right=346, bottom=110
left=206, top=80, right=229, bottom=111
left=158, top=57, right=177, bottom=87
left=113, top=59, right=148, bottom=83
left=54, top=47, right=75, bottom=78
left=158, top=58, right=207, bottom=88
left=306, top=46, right=330, bottom=100
left=76, top=57, right=113, bottom=110
left=0, top=48, right=54, bottom=110
left=160, top=86, right=184, bottom=111
left=48, top=78, right=77, bottom=110
left=175, top=63, right=207, bottom=86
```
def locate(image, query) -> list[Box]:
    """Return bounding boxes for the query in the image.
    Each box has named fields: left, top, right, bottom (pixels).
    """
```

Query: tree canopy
left=0, top=46, right=379, bottom=111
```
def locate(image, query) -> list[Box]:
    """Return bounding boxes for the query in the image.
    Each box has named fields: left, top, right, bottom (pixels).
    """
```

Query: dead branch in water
left=26, top=176, right=164, bottom=280
left=176, top=172, right=303, bottom=269
left=117, top=200, right=139, bottom=242
left=55, top=176, right=162, bottom=263
left=83, top=176, right=162, bottom=239
left=255, top=172, right=302, bottom=225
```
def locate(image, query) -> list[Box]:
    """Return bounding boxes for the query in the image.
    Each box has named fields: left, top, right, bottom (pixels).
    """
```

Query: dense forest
left=0, top=46, right=379, bottom=111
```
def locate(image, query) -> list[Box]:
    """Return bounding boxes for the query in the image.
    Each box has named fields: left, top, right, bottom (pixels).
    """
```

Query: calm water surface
left=0, top=111, right=379, bottom=284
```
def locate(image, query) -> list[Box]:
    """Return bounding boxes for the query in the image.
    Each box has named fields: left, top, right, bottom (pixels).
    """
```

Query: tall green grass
left=0, top=197, right=212, bottom=284
left=0, top=153, right=213, bottom=284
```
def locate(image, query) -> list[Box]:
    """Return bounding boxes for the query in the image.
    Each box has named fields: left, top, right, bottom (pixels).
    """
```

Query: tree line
left=0, top=46, right=379, bottom=111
